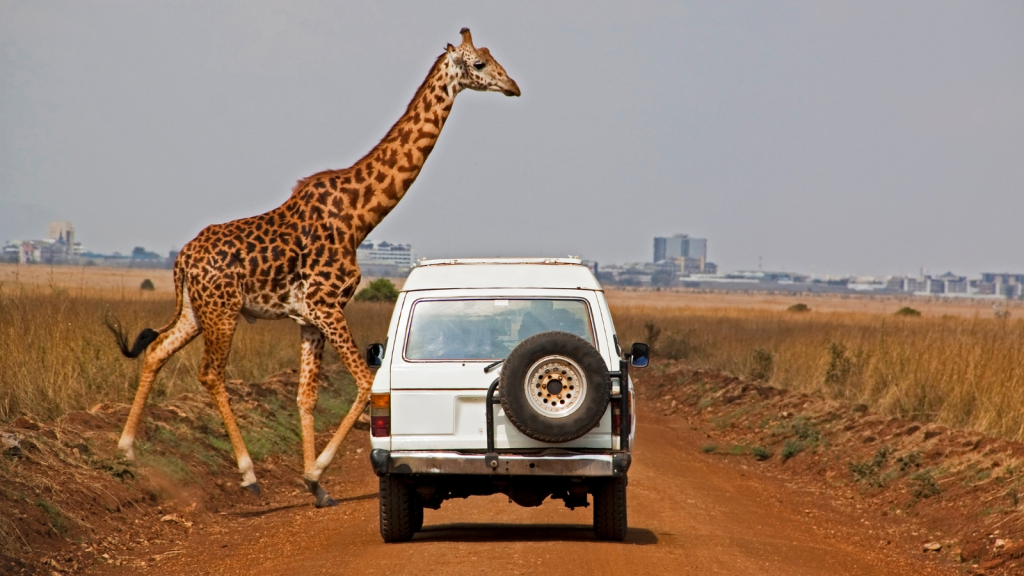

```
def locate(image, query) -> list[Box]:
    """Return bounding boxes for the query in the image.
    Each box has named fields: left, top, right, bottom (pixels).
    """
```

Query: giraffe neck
left=334, top=53, right=460, bottom=244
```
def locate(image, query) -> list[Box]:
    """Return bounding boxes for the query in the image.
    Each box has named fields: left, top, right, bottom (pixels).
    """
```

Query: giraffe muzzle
left=502, top=79, right=521, bottom=97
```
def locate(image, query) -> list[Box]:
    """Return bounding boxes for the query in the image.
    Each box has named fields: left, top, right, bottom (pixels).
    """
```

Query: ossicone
left=460, top=27, right=473, bottom=47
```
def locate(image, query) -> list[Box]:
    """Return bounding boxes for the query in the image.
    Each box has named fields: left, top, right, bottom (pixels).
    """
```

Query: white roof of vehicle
left=402, top=258, right=603, bottom=291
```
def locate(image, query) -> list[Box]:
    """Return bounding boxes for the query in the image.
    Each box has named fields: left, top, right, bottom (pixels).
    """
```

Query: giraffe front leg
left=297, top=325, right=336, bottom=507
left=304, top=308, right=375, bottom=502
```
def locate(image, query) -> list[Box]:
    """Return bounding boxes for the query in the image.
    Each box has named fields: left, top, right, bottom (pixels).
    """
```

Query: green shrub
left=849, top=446, right=894, bottom=487
left=749, top=348, right=774, bottom=380
left=910, top=470, right=941, bottom=499
left=643, top=321, right=662, bottom=348
left=787, top=303, right=810, bottom=313
left=751, top=446, right=772, bottom=461
left=781, top=440, right=804, bottom=461
left=790, top=416, right=821, bottom=443
left=895, top=307, right=921, bottom=317
left=140, top=279, right=155, bottom=291
left=354, top=278, right=399, bottom=303
left=896, top=451, right=921, bottom=472
left=824, top=342, right=854, bottom=391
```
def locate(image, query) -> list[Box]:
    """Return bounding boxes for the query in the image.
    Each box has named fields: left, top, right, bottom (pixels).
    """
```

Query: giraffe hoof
left=316, top=494, right=338, bottom=509
left=242, top=482, right=262, bottom=497
left=304, top=479, right=338, bottom=508
left=315, top=494, right=339, bottom=506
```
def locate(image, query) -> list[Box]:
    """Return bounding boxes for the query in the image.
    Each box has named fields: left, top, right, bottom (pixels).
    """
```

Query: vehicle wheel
left=593, top=474, right=628, bottom=541
left=499, top=331, right=611, bottom=443
left=379, top=474, right=416, bottom=542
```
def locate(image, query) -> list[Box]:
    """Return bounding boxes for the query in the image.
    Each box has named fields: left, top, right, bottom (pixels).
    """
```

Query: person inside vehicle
left=517, top=299, right=555, bottom=341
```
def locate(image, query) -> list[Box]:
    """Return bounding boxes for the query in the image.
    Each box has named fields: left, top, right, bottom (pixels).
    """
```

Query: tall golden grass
left=613, top=304, right=1024, bottom=441
left=0, top=285, right=393, bottom=421
left=4, top=278, right=1024, bottom=444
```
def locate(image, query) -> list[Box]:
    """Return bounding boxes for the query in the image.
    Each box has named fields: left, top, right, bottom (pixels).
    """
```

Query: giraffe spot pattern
left=117, top=29, right=520, bottom=494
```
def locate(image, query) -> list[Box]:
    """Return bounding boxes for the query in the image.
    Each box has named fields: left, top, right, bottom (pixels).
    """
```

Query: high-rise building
left=686, top=238, right=706, bottom=260
left=654, top=234, right=706, bottom=262
left=47, top=220, right=75, bottom=256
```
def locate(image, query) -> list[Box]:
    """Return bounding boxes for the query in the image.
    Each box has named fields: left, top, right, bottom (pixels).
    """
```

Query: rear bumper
left=370, top=449, right=630, bottom=478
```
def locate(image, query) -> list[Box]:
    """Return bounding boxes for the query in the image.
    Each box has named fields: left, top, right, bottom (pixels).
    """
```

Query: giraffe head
left=445, top=28, right=520, bottom=97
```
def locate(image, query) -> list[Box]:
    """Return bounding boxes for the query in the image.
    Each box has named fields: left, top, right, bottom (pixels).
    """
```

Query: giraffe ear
left=447, top=44, right=464, bottom=66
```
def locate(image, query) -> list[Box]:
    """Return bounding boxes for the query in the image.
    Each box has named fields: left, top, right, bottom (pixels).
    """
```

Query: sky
left=1, top=1, right=1021, bottom=277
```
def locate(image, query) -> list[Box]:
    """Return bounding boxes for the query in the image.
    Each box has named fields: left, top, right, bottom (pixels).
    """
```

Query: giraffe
left=107, top=28, right=519, bottom=507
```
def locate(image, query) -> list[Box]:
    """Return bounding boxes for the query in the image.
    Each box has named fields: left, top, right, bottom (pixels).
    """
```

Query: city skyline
left=4, top=219, right=1019, bottom=288
left=2, top=2, right=1022, bottom=277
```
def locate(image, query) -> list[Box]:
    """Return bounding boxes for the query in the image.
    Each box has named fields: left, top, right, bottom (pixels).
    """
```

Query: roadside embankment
left=0, top=370, right=358, bottom=574
left=637, top=360, right=1024, bottom=573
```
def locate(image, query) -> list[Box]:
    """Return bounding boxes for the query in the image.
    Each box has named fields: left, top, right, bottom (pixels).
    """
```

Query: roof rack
left=416, top=257, right=582, bottom=267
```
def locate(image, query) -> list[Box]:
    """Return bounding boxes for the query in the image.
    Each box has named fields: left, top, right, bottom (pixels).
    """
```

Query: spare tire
left=499, top=331, right=611, bottom=443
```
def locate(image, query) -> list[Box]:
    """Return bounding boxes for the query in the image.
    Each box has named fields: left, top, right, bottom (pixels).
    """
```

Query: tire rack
left=484, top=358, right=631, bottom=470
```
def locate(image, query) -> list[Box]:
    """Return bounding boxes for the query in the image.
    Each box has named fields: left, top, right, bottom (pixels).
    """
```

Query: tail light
left=370, top=393, right=390, bottom=438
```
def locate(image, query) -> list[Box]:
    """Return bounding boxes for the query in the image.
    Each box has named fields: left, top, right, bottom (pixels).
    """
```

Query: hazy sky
left=2, top=1, right=1021, bottom=276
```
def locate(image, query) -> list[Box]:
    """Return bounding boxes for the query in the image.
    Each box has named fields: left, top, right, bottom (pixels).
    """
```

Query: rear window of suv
left=404, top=299, right=594, bottom=361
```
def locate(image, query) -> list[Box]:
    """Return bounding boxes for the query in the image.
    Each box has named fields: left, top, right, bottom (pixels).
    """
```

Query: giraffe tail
left=105, top=254, right=188, bottom=359
left=105, top=317, right=161, bottom=358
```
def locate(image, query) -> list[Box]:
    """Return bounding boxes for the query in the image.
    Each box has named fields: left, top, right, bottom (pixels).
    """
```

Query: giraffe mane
left=288, top=51, right=449, bottom=197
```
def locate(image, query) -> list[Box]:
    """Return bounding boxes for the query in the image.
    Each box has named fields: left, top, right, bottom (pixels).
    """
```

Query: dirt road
left=97, top=407, right=956, bottom=576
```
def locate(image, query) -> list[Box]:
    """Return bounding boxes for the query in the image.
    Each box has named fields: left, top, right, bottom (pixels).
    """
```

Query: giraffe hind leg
left=117, top=303, right=200, bottom=459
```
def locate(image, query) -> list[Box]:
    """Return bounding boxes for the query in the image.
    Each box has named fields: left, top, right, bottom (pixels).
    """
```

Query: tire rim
left=523, top=355, right=588, bottom=418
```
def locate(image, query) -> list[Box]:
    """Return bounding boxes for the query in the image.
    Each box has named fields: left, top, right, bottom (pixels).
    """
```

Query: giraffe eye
left=473, top=61, right=486, bottom=70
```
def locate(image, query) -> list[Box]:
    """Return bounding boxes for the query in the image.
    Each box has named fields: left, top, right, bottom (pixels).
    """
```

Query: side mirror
left=629, top=342, right=650, bottom=368
left=366, top=343, right=385, bottom=368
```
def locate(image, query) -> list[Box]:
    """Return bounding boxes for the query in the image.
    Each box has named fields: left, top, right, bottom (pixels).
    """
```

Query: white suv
left=364, top=258, right=649, bottom=542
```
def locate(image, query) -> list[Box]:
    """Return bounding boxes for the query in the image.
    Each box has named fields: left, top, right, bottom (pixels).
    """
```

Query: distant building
left=653, top=234, right=714, bottom=276
left=654, top=259, right=680, bottom=274
left=884, top=272, right=1022, bottom=299
left=17, top=240, right=61, bottom=264
left=0, top=243, right=18, bottom=263
left=686, top=238, right=706, bottom=260
left=938, top=272, right=968, bottom=294
left=9, top=220, right=80, bottom=264
left=980, top=273, right=1024, bottom=299
left=357, top=240, right=414, bottom=267
left=653, top=234, right=706, bottom=262
left=47, top=221, right=75, bottom=248
left=679, top=257, right=705, bottom=275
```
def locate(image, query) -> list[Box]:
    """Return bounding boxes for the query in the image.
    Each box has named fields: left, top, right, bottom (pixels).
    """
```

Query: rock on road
left=105, top=407, right=956, bottom=576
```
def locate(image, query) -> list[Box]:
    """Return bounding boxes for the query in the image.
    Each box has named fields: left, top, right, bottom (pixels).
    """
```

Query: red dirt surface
left=98, top=384, right=962, bottom=574
left=7, top=362, right=1022, bottom=574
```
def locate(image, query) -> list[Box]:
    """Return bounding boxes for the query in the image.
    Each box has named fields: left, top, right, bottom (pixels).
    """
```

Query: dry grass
left=0, top=263, right=177, bottom=296
left=612, top=304, right=1024, bottom=441
left=605, top=288, right=1018, bottom=319
left=5, top=263, right=1024, bottom=445
left=0, top=283, right=393, bottom=422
